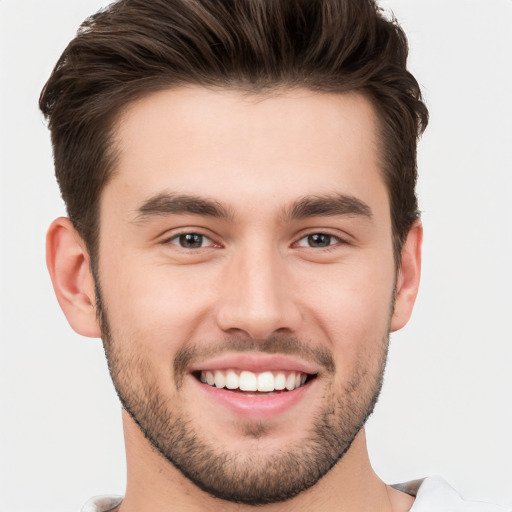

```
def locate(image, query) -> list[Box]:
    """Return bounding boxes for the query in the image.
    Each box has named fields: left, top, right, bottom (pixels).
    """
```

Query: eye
left=296, top=233, right=340, bottom=248
left=167, top=233, right=215, bottom=249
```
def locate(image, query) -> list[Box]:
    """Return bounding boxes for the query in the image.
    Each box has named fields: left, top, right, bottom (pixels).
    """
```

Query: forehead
left=107, top=86, right=387, bottom=219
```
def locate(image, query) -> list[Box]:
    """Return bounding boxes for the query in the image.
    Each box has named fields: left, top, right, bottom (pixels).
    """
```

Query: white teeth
left=199, top=369, right=310, bottom=392
left=214, top=370, right=225, bottom=389
left=225, top=369, right=239, bottom=389
left=285, top=373, right=296, bottom=391
left=239, top=371, right=257, bottom=391
left=274, top=372, right=286, bottom=390
left=257, top=371, right=274, bottom=392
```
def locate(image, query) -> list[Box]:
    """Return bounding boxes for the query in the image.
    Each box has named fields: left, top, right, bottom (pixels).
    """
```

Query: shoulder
left=80, top=495, right=123, bottom=512
left=403, top=476, right=511, bottom=512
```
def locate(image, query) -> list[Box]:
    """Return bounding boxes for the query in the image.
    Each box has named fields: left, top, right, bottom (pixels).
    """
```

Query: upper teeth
left=199, top=370, right=308, bottom=392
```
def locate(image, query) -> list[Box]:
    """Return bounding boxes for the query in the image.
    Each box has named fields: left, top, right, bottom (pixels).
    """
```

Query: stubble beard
left=95, top=285, right=390, bottom=505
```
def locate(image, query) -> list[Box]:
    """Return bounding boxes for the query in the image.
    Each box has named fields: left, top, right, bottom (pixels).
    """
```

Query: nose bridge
left=216, top=238, right=300, bottom=338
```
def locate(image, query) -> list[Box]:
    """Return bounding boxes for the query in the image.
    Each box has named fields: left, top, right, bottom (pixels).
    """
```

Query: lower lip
left=194, top=378, right=314, bottom=419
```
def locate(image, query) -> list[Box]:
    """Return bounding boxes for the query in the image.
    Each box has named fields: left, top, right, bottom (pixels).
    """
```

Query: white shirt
left=80, top=476, right=511, bottom=511
left=396, top=476, right=510, bottom=511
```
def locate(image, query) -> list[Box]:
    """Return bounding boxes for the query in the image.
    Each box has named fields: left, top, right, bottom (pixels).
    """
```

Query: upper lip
left=188, top=353, right=320, bottom=375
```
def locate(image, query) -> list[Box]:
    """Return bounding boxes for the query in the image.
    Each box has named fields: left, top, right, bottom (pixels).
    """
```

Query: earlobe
left=390, top=221, right=423, bottom=332
left=46, top=217, right=102, bottom=338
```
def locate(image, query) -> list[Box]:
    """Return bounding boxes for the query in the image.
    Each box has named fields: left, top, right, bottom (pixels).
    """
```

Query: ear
left=390, top=221, right=423, bottom=332
left=46, top=217, right=101, bottom=338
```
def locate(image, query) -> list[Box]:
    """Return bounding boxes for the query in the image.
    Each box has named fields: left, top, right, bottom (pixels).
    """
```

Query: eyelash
left=162, top=230, right=347, bottom=251
left=294, top=232, right=346, bottom=249
left=164, top=232, right=218, bottom=250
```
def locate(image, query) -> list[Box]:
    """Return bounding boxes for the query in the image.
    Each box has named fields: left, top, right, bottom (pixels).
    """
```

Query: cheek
left=297, top=257, right=395, bottom=353
left=99, top=258, right=220, bottom=355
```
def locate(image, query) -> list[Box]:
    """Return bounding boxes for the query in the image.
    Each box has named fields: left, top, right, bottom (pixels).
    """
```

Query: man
left=39, top=0, right=509, bottom=511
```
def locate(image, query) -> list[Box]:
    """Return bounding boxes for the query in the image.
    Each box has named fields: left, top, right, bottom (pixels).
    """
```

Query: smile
left=198, top=369, right=311, bottom=392
left=189, top=354, right=320, bottom=417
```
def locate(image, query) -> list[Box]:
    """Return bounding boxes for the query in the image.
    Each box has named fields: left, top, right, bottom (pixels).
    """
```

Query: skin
left=47, top=87, right=422, bottom=511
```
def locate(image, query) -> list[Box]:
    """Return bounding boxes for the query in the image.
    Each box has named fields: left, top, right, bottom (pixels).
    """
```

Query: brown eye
left=297, top=233, right=336, bottom=248
left=169, top=233, right=213, bottom=249
left=307, top=233, right=332, bottom=247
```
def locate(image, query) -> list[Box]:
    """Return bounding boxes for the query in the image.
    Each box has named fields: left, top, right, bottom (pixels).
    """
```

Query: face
left=96, top=87, right=398, bottom=504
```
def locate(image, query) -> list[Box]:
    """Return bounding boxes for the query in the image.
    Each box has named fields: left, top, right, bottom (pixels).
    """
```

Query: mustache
left=174, top=336, right=336, bottom=385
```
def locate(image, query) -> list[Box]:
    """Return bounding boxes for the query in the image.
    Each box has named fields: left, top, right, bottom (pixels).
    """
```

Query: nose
left=215, top=245, right=302, bottom=339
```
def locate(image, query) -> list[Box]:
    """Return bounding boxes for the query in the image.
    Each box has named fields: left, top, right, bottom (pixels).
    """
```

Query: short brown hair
left=40, top=0, right=428, bottom=265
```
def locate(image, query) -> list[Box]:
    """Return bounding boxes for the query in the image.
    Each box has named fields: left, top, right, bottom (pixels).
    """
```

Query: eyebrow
left=284, top=194, right=373, bottom=221
left=133, top=193, right=235, bottom=222
left=132, top=191, right=372, bottom=224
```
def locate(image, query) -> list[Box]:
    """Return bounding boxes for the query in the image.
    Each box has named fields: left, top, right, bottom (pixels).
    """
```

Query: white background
left=1, top=1, right=511, bottom=511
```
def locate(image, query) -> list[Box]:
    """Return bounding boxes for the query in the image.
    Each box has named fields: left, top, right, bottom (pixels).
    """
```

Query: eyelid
left=293, top=230, right=350, bottom=248
left=160, top=228, right=222, bottom=248
left=168, top=233, right=214, bottom=248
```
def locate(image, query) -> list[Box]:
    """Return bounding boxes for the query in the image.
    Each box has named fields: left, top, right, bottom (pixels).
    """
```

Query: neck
left=116, top=411, right=413, bottom=512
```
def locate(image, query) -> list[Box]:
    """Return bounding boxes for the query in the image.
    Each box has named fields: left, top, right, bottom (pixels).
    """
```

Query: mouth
left=187, top=354, right=321, bottom=417
left=194, top=369, right=316, bottom=394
